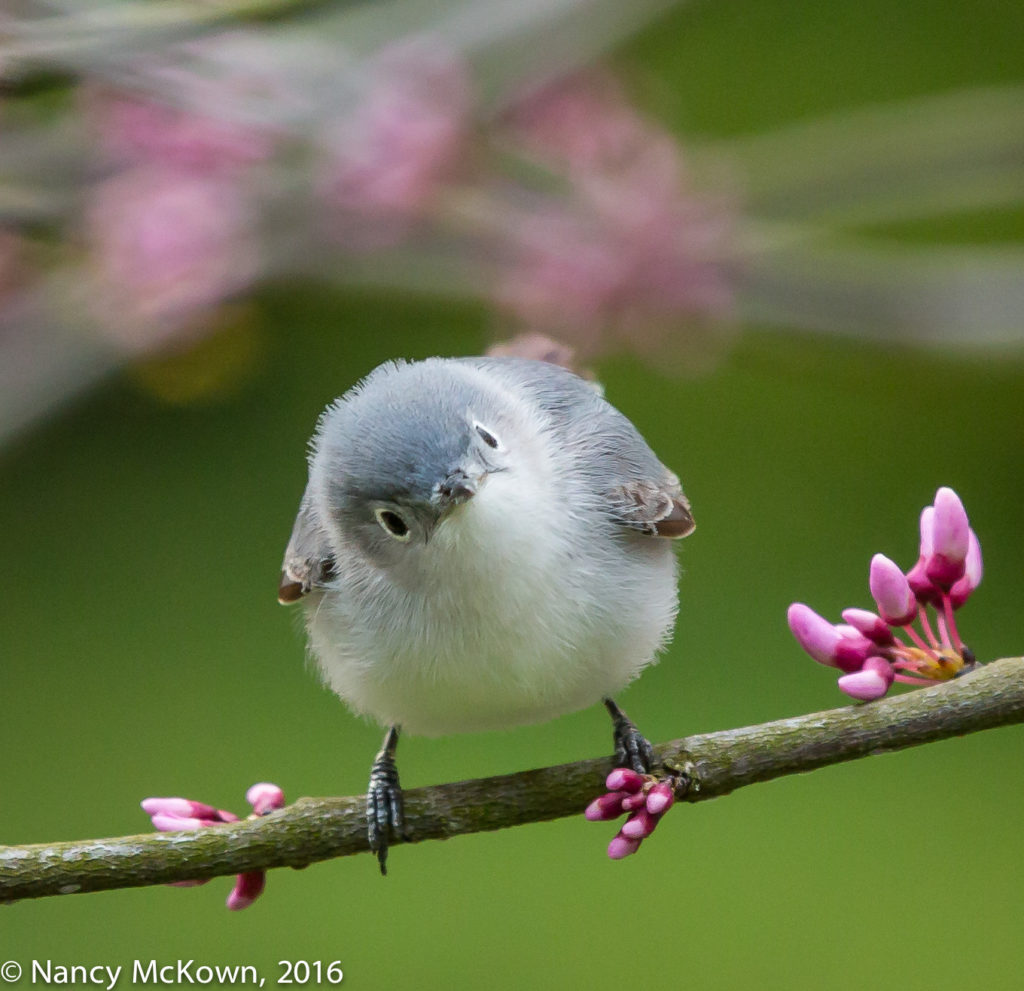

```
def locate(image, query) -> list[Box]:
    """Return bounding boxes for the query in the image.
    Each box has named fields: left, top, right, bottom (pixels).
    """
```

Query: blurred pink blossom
left=86, top=87, right=275, bottom=176
left=81, top=28, right=294, bottom=180
left=86, top=165, right=259, bottom=350
left=505, top=71, right=682, bottom=211
left=494, top=73, right=734, bottom=357
left=318, top=38, right=472, bottom=249
left=494, top=196, right=732, bottom=356
left=505, top=72, right=645, bottom=172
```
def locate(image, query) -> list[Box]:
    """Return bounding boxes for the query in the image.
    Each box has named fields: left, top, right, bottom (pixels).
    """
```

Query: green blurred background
left=2, top=0, right=1023, bottom=988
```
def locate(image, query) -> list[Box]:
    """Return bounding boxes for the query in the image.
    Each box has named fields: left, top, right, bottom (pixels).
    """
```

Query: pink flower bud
left=908, top=507, right=942, bottom=605
left=950, top=529, right=983, bottom=609
left=607, top=834, right=642, bottom=860
left=226, top=871, right=266, bottom=911
left=840, top=608, right=896, bottom=646
left=246, top=783, right=285, bottom=816
left=620, top=792, right=647, bottom=812
left=925, top=488, right=970, bottom=587
left=907, top=557, right=941, bottom=606
left=620, top=810, right=660, bottom=840
left=605, top=768, right=645, bottom=793
left=585, top=792, right=628, bottom=821
left=141, top=796, right=239, bottom=831
left=864, top=655, right=895, bottom=679
left=918, top=505, right=936, bottom=559
left=142, top=788, right=268, bottom=907
left=831, top=629, right=877, bottom=674
left=645, top=782, right=675, bottom=815
left=837, top=657, right=895, bottom=701
left=141, top=797, right=219, bottom=821
left=869, top=554, right=917, bottom=626
left=787, top=603, right=843, bottom=666
left=149, top=813, right=208, bottom=832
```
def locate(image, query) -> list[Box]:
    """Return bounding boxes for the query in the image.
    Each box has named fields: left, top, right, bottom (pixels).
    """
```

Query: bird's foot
left=367, top=726, right=406, bottom=876
left=604, top=698, right=654, bottom=774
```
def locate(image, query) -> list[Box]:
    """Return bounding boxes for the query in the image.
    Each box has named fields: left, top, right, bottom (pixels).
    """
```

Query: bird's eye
left=374, top=508, right=411, bottom=541
left=474, top=423, right=500, bottom=449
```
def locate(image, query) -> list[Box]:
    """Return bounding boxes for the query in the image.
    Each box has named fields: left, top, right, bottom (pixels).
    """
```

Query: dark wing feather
left=612, top=476, right=696, bottom=539
left=278, top=487, right=335, bottom=604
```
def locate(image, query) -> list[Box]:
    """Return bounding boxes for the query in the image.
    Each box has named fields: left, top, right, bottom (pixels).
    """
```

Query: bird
left=278, top=355, right=694, bottom=872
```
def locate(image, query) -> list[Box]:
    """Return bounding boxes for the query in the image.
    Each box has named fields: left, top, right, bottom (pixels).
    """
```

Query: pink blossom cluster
left=789, top=487, right=982, bottom=702
left=585, top=767, right=677, bottom=860
left=317, top=38, right=471, bottom=249
left=141, top=782, right=284, bottom=910
left=83, top=69, right=273, bottom=351
left=88, top=87, right=274, bottom=176
left=494, top=72, right=733, bottom=358
left=2, top=27, right=740, bottom=397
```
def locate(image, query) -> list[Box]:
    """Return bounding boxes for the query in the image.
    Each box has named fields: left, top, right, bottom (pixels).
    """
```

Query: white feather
left=298, top=357, right=681, bottom=736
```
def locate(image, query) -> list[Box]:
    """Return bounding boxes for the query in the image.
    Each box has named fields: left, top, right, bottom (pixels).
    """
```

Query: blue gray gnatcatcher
left=278, top=356, right=694, bottom=872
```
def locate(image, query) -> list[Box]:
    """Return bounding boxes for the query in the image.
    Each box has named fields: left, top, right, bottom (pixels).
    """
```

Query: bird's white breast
left=305, top=406, right=678, bottom=736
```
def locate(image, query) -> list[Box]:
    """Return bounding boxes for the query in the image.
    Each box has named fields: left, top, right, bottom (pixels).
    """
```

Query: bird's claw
left=367, top=727, right=406, bottom=875
left=604, top=698, right=655, bottom=774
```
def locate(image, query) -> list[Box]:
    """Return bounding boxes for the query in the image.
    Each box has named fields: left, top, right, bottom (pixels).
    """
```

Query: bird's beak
left=435, top=468, right=481, bottom=508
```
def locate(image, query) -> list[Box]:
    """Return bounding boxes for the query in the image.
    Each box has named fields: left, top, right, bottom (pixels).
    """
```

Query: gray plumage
left=280, top=356, right=693, bottom=736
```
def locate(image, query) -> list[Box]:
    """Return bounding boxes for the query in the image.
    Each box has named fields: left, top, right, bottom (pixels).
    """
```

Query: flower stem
left=941, top=593, right=964, bottom=653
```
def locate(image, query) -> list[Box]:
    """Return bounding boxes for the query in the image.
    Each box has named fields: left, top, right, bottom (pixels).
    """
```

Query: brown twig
left=2, top=656, right=1022, bottom=903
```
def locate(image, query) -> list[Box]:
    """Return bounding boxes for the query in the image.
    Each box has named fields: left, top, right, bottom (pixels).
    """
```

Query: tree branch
left=2, top=656, right=1022, bottom=904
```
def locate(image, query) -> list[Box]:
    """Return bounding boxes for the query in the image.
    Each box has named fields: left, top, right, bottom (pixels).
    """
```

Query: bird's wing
left=462, top=356, right=696, bottom=541
left=278, top=486, right=335, bottom=604
left=609, top=474, right=695, bottom=539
